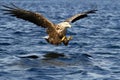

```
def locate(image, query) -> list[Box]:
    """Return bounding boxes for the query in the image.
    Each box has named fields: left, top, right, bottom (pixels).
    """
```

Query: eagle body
left=1, top=4, right=97, bottom=46
left=46, top=22, right=71, bottom=45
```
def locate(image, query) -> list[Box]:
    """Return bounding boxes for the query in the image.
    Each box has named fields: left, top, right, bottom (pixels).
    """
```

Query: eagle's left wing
left=64, top=10, right=97, bottom=23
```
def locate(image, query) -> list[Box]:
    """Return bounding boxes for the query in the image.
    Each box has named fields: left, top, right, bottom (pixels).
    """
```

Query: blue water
left=0, top=0, right=120, bottom=80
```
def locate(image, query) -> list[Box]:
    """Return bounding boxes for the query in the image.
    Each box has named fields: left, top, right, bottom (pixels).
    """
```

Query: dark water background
left=0, top=0, right=120, bottom=80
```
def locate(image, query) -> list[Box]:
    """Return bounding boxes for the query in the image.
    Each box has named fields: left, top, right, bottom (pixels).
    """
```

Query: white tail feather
left=42, top=36, right=49, bottom=39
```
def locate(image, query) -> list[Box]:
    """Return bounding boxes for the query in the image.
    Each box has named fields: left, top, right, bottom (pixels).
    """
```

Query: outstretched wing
left=64, top=10, right=97, bottom=23
left=1, top=4, right=55, bottom=29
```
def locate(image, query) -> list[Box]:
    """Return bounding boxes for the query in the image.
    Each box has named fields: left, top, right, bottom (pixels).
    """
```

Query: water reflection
left=15, top=51, right=92, bottom=68
left=19, top=52, right=66, bottom=60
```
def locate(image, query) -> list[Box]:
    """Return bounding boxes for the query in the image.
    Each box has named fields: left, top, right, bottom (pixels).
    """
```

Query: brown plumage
left=1, top=4, right=97, bottom=46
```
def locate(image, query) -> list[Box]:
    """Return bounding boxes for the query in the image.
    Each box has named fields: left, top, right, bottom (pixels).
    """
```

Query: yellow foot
left=67, top=36, right=72, bottom=40
left=61, top=36, right=66, bottom=41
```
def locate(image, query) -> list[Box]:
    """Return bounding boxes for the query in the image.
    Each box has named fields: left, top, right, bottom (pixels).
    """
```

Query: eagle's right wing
left=1, top=4, right=55, bottom=29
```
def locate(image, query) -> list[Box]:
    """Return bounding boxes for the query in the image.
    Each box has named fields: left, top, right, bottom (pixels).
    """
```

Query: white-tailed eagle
left=1, top=4, right=97, bottom=46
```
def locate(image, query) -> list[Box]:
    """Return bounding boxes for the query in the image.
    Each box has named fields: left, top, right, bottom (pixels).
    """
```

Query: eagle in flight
left=1, top=4, right=97, bottom=46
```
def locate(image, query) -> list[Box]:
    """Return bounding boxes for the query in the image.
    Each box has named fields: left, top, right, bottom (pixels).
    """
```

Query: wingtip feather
left=87, top=10, right=98, bottom=13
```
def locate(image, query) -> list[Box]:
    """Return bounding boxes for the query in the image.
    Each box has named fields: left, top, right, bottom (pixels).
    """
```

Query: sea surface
left=0, top=0, right=120, bottom=80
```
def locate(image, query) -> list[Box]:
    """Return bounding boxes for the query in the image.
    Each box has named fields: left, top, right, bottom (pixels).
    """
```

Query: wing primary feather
left=10, top=3, right=20, bottom=9
left=2, top=5, right=14, bottom=9
left=85, top=10, right=97, bottom=14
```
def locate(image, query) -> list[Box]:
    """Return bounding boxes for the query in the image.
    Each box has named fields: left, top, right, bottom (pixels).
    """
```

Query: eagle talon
left=61, top=36, right=66, bottom=41
left=67, top=36, right=72, bottom=40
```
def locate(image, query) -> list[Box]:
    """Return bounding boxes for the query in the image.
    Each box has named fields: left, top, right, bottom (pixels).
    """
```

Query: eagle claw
left=67, top=36, right=72, bottom=40
left=61, top=36, right=66, bottom=41
left=61, top=36, right=72, bottom=42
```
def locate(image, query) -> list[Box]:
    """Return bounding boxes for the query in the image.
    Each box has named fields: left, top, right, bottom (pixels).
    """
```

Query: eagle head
left=58, top=22, right=71, bottom=28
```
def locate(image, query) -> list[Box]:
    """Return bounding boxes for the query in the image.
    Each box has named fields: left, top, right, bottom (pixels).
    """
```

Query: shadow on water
left=14, top=51, right=111, bottom=76
left=15, top=51, right=109, bottom=77
left=18, top=52, right=66, bottom=60
left=1, top=51, right=94, bottom=75
left=15, top=51, right=93, bottom=67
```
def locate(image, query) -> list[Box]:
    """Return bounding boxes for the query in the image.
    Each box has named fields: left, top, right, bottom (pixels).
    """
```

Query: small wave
left=0, top=42, right=11, bottom=46
left=105, top=44, right=120, bottom=49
